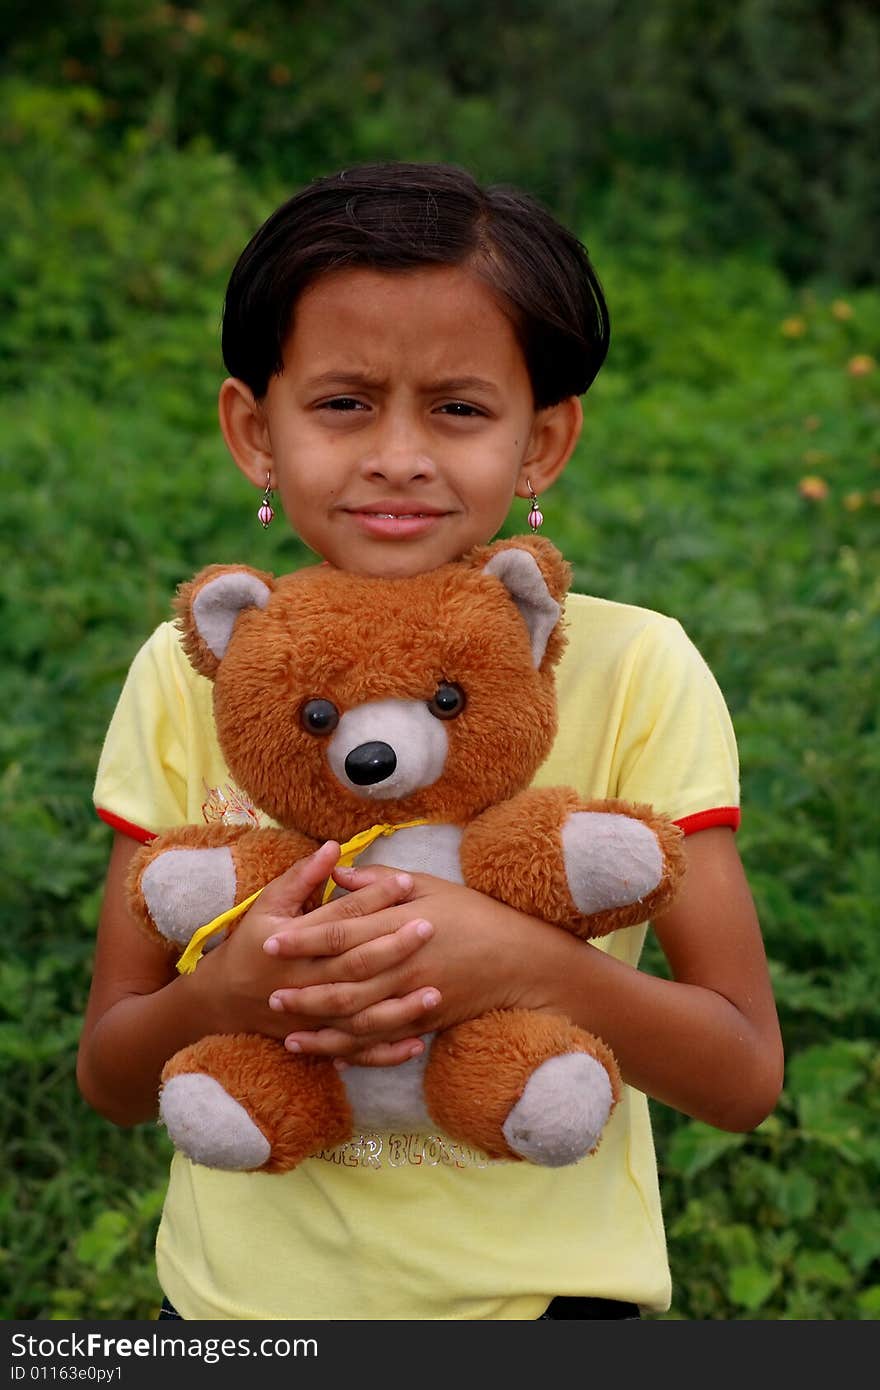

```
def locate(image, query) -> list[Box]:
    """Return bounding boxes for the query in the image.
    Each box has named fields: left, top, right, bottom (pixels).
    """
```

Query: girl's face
left=222, top=264, right=581, bottom=577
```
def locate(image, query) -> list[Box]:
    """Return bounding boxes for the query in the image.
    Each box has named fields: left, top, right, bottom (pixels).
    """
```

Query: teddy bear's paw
left=562, top=812, right=664, bottom=914
left=159, top=1073, right=271, bottom=1171
left=502, top=1052, right=614, bottom=1167
left=142, top=847, right=236, bottom=948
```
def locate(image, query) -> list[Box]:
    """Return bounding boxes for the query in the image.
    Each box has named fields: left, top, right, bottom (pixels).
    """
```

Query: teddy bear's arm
left=127, top=824, right=322, bottom=952
left=459, top=788, right=686, bottom=940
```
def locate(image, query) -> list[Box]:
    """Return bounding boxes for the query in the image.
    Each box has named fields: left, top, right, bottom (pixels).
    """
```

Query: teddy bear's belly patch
left=341, top=1042, right=435, bottom=1132
left=337, top=825, right=462, bottom=1131
left=353, top=823, right=465, bottom=882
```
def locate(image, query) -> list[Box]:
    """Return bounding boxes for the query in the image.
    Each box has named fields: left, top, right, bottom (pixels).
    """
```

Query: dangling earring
left=257, top=474, right=275, bottom=529
left=526, top=478, right=544, bottom=532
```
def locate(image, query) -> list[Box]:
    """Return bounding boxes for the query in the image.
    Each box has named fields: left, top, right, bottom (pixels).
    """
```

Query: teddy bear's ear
left=174, top=564, right=275, bottom=678
left=479, top=537, right=570, bottom=668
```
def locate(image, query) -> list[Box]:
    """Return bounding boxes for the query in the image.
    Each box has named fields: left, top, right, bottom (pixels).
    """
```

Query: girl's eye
left=300, top=698, right=340, bottom=735
left=438, top=402, right=484, bottom=417
left=427, top=683, right=466, bottom=720
left=320, top=397, right=368, bottom=412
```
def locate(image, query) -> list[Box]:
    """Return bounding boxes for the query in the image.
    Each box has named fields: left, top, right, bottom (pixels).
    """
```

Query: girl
left=77, top=162, right=783, bottom=1321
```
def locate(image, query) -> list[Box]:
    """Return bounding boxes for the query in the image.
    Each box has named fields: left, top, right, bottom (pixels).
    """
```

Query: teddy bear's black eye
left=300, top=698, right=340, bottom=735
left=427, top=683, right=466, bottom=720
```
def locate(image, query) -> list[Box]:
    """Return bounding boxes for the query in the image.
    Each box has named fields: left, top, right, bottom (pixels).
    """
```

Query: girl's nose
left=359, top=419, right=437, bottom=483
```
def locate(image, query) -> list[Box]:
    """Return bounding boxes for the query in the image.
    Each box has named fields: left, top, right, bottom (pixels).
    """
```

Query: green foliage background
left=1, top=2, right=878, bottom=1322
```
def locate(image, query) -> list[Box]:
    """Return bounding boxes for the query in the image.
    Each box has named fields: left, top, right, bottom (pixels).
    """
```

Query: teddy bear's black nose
left=344, top=741, right=398, bottom=786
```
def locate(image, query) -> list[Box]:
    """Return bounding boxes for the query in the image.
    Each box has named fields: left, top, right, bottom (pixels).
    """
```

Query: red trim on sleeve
left=674, top=807, right=741, bottom=836
left=96, top=808, right=157, bottom=843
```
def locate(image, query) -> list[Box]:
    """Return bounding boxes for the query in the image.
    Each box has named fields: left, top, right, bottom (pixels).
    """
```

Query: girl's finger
left=337, top=1040, right=428, bottom=1068
left=257, top=841, right=340, bottom=917
left=331, top=862, right=406, bottom=889
left=263, top=873, right=415, bottom=958
left=282, top=988, right=442, bottom=1053
left=271, top=970, right=439, bottom=1021
left=284, top=1033, right=427, bottom=1067
left=268, top=918, right=433, bottom=1001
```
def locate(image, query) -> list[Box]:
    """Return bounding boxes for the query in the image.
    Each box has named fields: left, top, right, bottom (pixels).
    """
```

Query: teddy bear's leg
left=461, top=789, right=687, bottom=937
left=424, top=1010, right=621, bottom=1167
left=130, top=825, right=320, bottom=949
left=160, top=1034, right=353, bottom=1174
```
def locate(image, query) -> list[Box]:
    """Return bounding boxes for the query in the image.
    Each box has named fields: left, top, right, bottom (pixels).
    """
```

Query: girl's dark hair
left=221, top=162, right=609, bottom=409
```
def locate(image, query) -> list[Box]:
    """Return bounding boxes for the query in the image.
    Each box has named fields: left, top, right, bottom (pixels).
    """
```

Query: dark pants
left=539, top=1296, right=640, bottom=1319
left=158, top=1295, right=639, bottom=1320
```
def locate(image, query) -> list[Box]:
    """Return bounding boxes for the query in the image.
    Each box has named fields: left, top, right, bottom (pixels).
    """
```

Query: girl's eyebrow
left=430, top=376, right=501, bottom=397
left=304, top=370, right=501, bottom=397
left=305, top=370, right=385, bottom=390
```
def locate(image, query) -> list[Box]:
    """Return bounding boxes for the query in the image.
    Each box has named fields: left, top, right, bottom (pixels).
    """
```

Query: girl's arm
left=522, top=826, right=784, bottom=1131
left=76, top=833, right=440, bottom=1126
left=271, top=828, right=784, bottom=1133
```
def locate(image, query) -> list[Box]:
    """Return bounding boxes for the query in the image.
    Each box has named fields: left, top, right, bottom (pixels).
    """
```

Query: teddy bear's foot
left=160, top=1073, right=271, bottom=1171
left=562, top=812, right=663, bottom=914
left=160, top=1034, right=353, bottom=1174
left=502, top=1052, right=614, bottom=1167
left=142, top=847, right=235, bottom=948
left=424, top=1010, right=621, bottom=1165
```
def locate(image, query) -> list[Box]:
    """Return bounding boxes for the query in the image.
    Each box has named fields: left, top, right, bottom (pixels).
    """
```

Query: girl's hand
left=270, top=873, right=547, bottom=1066
left=193, top=847, right=443, bottom=1066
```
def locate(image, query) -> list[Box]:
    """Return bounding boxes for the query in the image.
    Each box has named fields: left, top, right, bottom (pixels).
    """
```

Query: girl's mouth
left=347, top=509, right=447, bottom=538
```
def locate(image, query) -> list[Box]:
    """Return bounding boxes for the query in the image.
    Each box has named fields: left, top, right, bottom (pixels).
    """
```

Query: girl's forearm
left=521, top=927, right=781, bottom=1132
left=76, top=970, right=216, bottom=1127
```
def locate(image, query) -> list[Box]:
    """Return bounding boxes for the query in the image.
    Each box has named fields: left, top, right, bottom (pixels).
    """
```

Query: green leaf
left=797, top=1096, right=874, bottom=1163
left=767, top=1168, right=818, bottom=1220
left=786, top=1041, right=871, bottom=1103
left=833, top=1209, right=880, bottom=1274
left=728, top=1263, right=778, bottom=1311
left=856, top=1286, right=880, bottom=1318
left=74, top=1210, right=131, bottom=1273
left=715, top=1223, right=760, bottom=1265
left=664, top=1121, right=746, bottom=1178
left=793, top=1251, right=850, bottom=1287
left=133, top=1186, right=166, bottom=1223
left=767, top=961, right=845, bottom=1020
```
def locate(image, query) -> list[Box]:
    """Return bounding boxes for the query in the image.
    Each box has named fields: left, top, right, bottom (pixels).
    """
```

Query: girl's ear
left=515, top=395, right=584, bottom=499
left=218, top=377, right=275, bottom=489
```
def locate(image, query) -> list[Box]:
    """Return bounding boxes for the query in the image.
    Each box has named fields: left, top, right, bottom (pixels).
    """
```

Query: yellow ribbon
left=176, top=888, right=264, bottom=975
left=175, top=819, right=429, bottom=974
left=319, top=819, right=428, bottom=904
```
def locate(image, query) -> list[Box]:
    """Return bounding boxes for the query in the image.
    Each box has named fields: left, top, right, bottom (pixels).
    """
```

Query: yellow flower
left=843, top=492, right=864, bottom=511
left=831, top=300, right=854, bottom=321
left=803, top=415, right=822, bottom=432
left=781, top=317, right=807, bottom=338
left=847, top=355, right=876, bottom=377
left=798, top=476, right=829, bottom=501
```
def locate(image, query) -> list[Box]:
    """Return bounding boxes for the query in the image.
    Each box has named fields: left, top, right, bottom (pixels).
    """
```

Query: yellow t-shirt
left=94, top=592, right=739, bottom=1320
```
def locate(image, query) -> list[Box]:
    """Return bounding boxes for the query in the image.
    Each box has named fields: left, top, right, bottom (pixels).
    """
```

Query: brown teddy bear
left=128, top=536, right=686, bottom=1174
